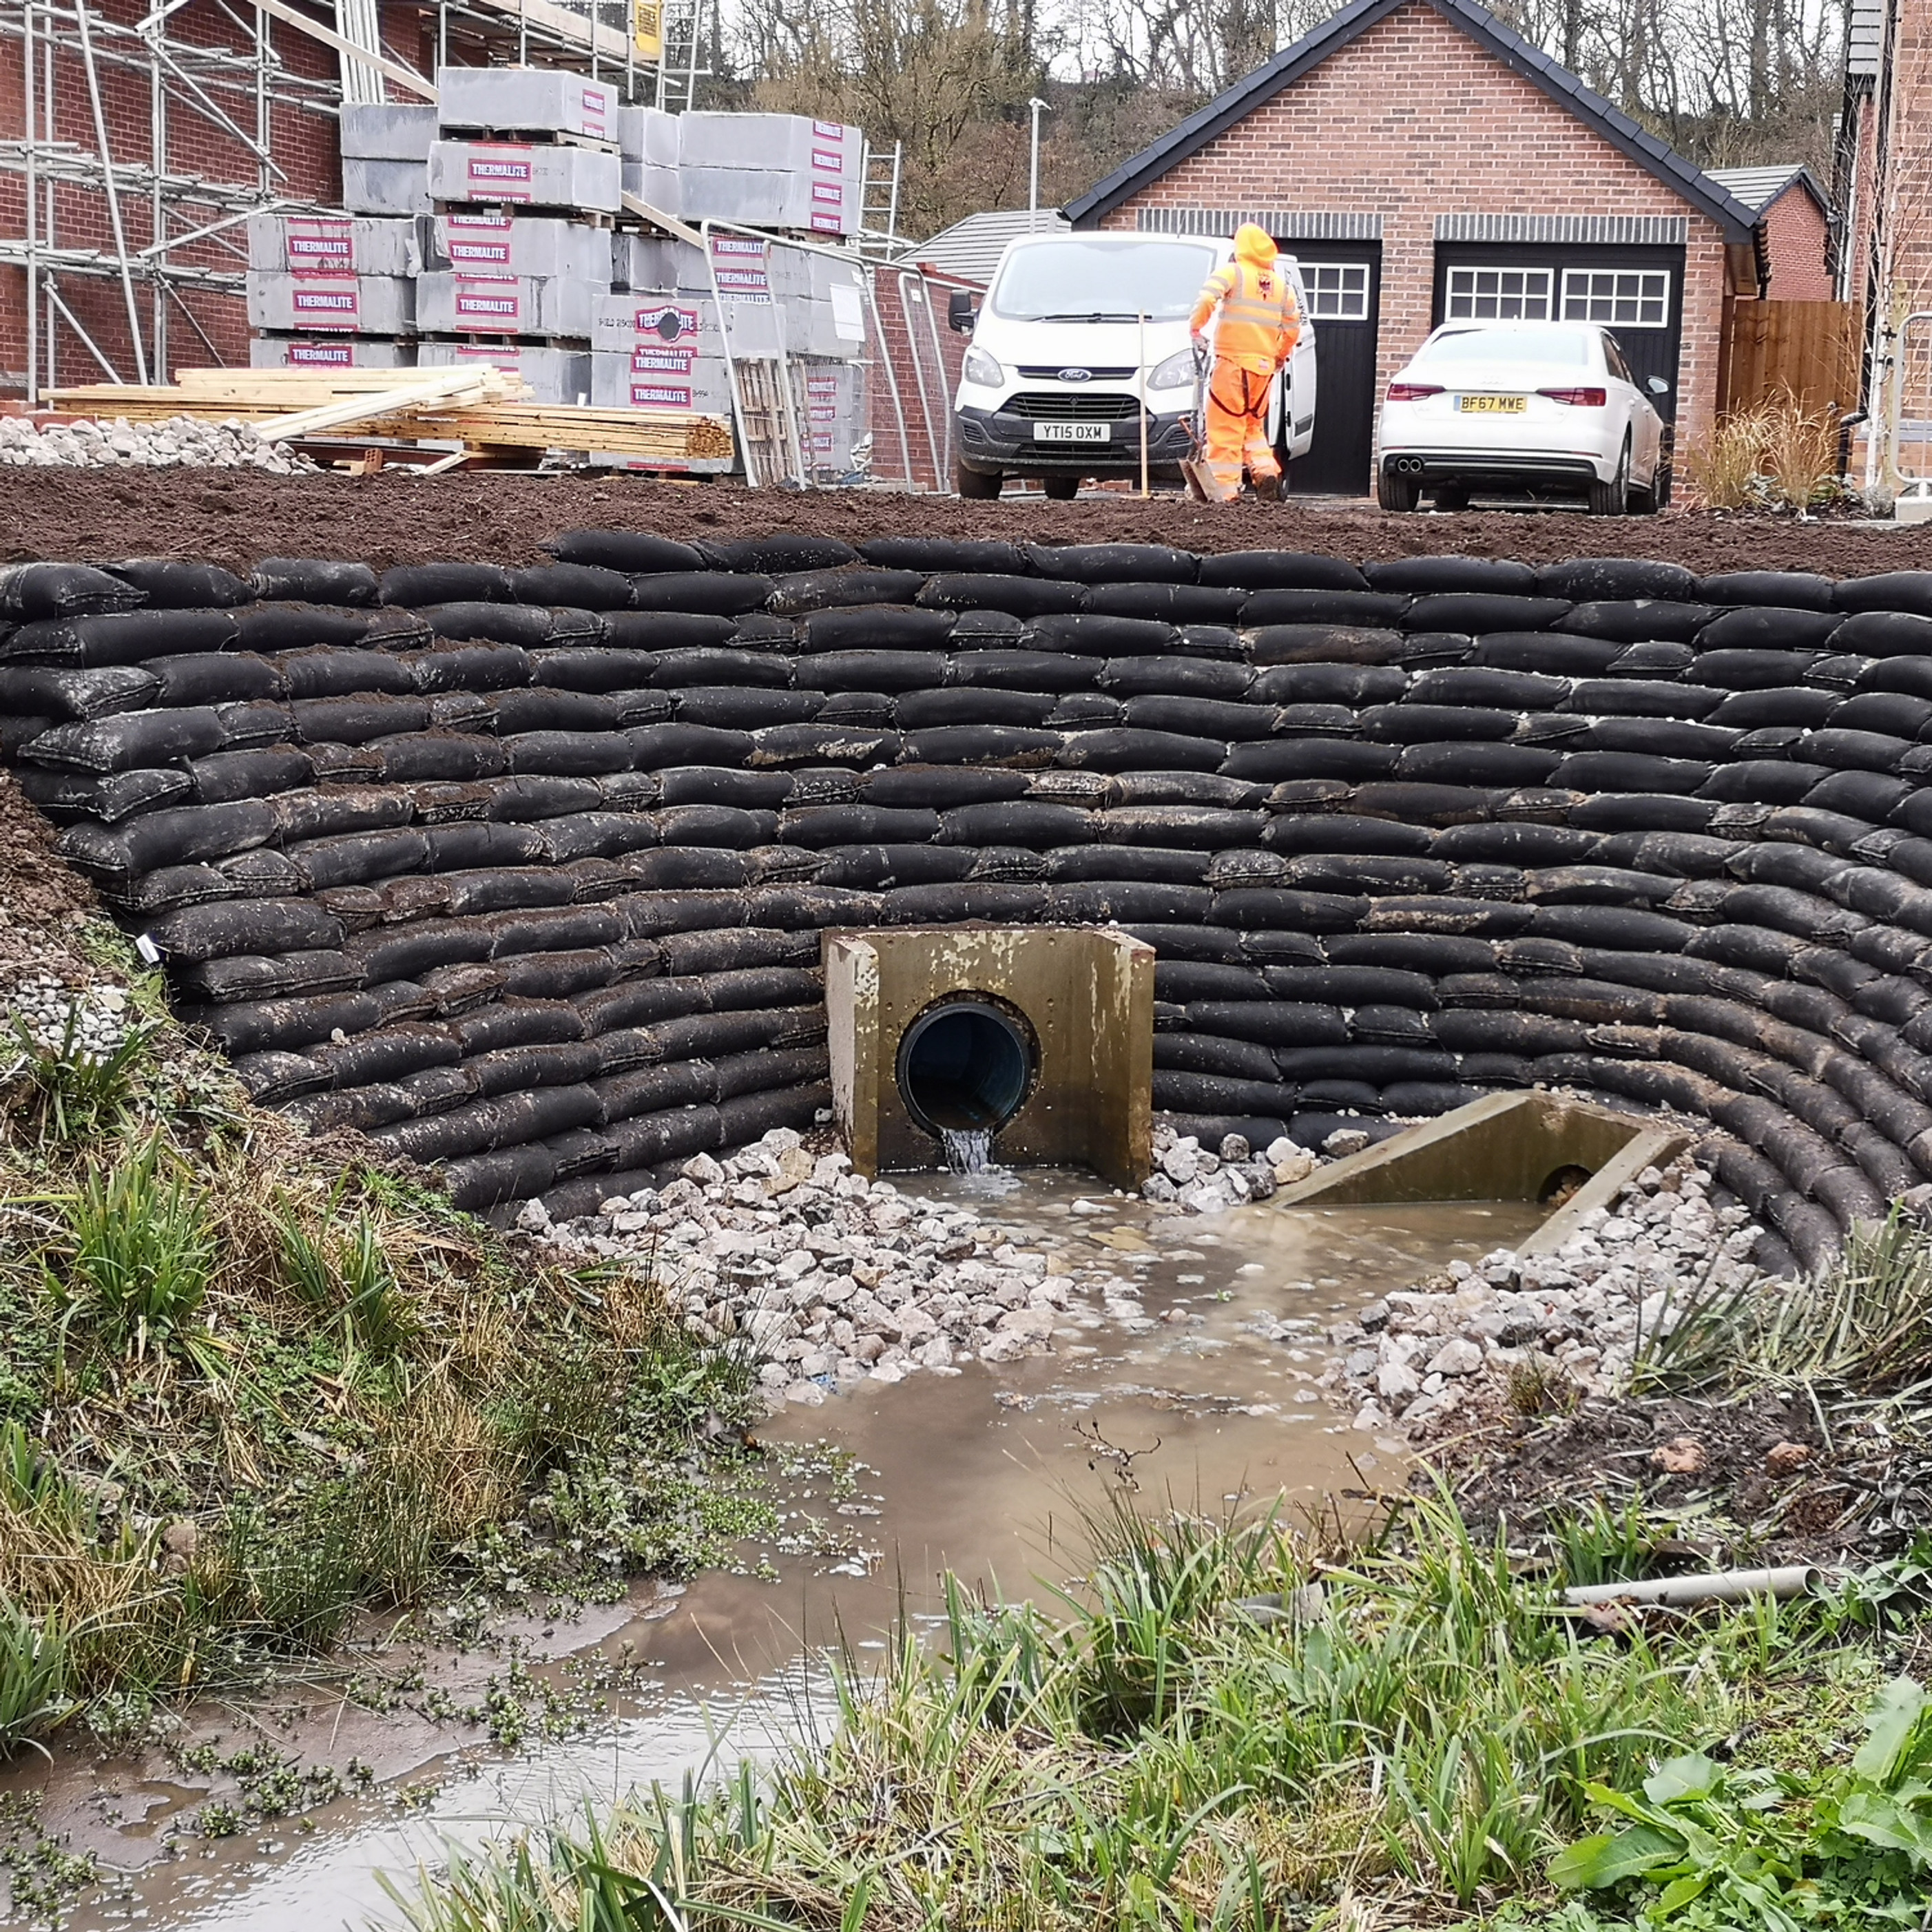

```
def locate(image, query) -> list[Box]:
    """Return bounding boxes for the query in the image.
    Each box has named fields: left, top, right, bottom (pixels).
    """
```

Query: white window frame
left=1303, top=262, right=1369, bottom=319
left=1561, top=268, right=1671, bottom=329
left=1444, top=264, right=1551, bottom=320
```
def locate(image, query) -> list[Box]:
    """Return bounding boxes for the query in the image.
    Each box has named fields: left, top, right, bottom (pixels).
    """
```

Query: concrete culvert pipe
left=895, top=999, right=1036, bottom=1136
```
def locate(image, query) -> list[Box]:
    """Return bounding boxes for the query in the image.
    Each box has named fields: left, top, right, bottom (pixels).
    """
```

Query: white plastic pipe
left=1563, top=1565, right=1819, bottom=1608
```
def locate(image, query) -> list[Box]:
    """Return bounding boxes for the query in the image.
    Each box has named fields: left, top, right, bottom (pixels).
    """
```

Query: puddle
left=15, top=1182, right=1544, bottom=1931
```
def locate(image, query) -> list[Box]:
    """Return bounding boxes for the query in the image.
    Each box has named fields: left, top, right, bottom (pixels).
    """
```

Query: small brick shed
left=1064, top=0, right=1763, bottom=495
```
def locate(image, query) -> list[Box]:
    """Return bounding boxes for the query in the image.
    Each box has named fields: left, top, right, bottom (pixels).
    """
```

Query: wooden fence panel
left=1723, top=300, right=1862, bottom=416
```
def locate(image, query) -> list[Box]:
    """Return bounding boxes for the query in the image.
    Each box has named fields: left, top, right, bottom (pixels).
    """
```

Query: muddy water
left=23, top=1182, right=1543, bottom=1932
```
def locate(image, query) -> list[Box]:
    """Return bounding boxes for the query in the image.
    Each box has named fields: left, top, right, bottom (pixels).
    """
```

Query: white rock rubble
left=0, top=413, right=314, bottom=474
left=519, top=1129, right=1145, bottom=1407
left=1313, top=1154, right=1764, bottom=1439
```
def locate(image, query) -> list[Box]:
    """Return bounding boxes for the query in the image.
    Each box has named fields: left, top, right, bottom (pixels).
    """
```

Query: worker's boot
left=1251, top=471, right=1282, bottom=502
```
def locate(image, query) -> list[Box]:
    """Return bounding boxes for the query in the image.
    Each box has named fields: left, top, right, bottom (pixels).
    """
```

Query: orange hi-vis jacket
left=1190, top=256, right=1302, bottom=377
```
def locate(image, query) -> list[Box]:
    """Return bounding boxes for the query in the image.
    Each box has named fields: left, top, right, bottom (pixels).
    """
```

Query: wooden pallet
left=49, top=366, right=734, bottom=464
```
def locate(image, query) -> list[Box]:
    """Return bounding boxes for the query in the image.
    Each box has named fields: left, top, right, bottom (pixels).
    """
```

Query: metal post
left=24, top=0, right=38, bottom=406
left=74, top=0, right=152, bottom=385
left=1028, top=96, right=1046, bottom=229
left=1138, top=309, right=1149, bottom=498
left=152, top=21, right=167, bottom=379
left=437, top=0, right=446, bottom=75
left=43, top=19, right=56, bottom=393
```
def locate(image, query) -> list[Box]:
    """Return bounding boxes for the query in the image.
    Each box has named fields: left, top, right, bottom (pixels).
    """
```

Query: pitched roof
left=1705, top=163, right=1831, bottom=217
left=1063, top=0, right=1760, bottom=245
left=895, top=209, right=1070, bottom=284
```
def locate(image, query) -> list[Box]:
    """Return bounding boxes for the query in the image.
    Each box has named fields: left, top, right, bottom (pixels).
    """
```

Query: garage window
left=1445, top=266, right=1551, bottom=320
left=1304, top=263, right=1369, bottom=318
left=1562, top=269, right=1670, bottom=327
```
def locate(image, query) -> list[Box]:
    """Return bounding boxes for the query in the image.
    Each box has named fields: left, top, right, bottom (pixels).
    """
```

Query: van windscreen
left=990, top=238, right=1220, bottom=323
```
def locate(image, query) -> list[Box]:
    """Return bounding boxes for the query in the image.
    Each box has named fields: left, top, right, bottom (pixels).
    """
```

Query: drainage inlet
left=895, top=999, right=1035, bottom=1142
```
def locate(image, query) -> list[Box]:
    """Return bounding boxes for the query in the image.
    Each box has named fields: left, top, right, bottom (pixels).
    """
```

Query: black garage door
left=1429, top=241, right=1686, bottom=421
left=1283, top=243, right=1382, bottom=496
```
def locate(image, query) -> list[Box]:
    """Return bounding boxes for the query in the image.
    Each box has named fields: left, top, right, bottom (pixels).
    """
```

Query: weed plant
left=0, top=931, right=767, bottom=1760
left=1683, top=393, right=1852, bottom=513
left=393, top=1493, right=1913, bottom=1931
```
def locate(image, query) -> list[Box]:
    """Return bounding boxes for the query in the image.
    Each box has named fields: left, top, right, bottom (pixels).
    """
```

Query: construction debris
left=0, top=413, right=314, bottom=475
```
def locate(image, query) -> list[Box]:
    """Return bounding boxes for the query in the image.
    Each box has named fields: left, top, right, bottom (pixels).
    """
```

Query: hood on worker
left=1233, top=223, right=1277, bottom=268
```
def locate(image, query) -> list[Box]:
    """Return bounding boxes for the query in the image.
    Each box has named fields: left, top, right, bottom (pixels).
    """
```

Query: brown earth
left=5, top=470, right=1932, bottom=574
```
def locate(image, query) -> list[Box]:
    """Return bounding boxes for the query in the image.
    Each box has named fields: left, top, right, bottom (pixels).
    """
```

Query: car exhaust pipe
left=1395, top=457, right=1424, bottom=475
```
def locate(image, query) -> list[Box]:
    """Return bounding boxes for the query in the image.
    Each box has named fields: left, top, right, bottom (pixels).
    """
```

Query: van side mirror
left=1647, top=376, right=1670, bottom=396
left=948, top=289, right=979, bottom=333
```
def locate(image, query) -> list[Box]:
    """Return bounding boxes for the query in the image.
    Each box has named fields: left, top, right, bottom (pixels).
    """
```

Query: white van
left=948, top=229, right=1318, bottom=499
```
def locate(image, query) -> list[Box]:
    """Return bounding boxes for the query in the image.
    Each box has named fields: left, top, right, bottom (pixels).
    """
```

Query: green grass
left=0, top=933, right=769, bottom=1761
left=393, top=1494, right=1915, bottom=1931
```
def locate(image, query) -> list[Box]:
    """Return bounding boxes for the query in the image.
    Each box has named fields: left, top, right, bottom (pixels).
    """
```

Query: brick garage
left=1065, top=0, right=1761, bottom=496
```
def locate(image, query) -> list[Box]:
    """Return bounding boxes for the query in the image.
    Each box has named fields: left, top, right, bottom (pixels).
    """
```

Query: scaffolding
left=1, top=0, right=703, bottom=402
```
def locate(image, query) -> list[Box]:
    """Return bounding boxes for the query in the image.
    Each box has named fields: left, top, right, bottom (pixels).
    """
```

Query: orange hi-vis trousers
left=1201, top=361, right=1278, bottom=503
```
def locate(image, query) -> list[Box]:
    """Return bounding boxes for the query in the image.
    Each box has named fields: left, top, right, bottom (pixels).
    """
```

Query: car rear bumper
left=1381, top=449, right=1608, bottom=488
left=957, top=402, right=1196, bottom=475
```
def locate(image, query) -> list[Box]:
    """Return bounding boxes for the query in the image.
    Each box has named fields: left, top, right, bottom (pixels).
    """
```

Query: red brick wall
left=1, top=0, right=340, bottom=395
left=868, top=265, right=970, bottom=490
left=1758, top=186, right=1834, bottom=299
left=1099, top=0, right=1732, bottom=479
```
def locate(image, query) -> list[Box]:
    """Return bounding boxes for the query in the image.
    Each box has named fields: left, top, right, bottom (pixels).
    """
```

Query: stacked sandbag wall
left=9, top=537, right=1932, bottom=1269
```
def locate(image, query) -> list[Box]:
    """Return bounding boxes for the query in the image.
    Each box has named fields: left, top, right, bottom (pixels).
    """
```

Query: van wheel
left=1379, top=468, right=1421, bottom=512
left=1042, top=475, right=1080, bottom=500
left=955, top=461, right=1002, bottom=500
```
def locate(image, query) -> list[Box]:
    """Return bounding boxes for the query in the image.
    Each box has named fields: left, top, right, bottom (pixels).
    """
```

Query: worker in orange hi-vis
left=1188, top=223, right=1302, bottom=503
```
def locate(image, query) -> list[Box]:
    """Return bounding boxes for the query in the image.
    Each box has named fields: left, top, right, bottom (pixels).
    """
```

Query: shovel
left=1178, top=339, right=1212, bottom=503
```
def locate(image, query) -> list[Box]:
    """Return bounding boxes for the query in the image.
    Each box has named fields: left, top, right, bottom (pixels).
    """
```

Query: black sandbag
left=1095, top=805, right=1263, bottom=851
left=1207, top=886, right=1365, bottom=933
left=544, top=530, right=707, bottom=574
left=1348, top=781, right=1492, bottom=826
left=176, top=946, right=364, bottom=1005
left=1705, top=687, right=1838, bottom=730
left=1698, top=760, right=1826, bottom=806
left=17, top=766, right=190, bottom=822
left=630, top=647, right=792, bottom=694
left=1055, top=728, right=1225, bottom=773
left=593, top=616, right=739, bottom=659
left=1155, top=1032, right=1286, bottom=1083
left=1551, top=751, right=1713, bottom=794
left=656, top=766, right=792, bottom=810
left=59, top=798, right=276, bottom=880
left=1123, top=923, right=1247, bottom=964
left=367, top=733, right=507, bottom=783
left=1587, top=717, right=1736, bottom=762
left=1398, top=592, right=1568, bottom=634
left=866, top=766, right=1030, bottom=809
left=1365, top=555, right=1536, bottom=595
left=1525, top=904, right=1691, bottom=951
left=1190, top=551, right=1360, bottom=592
left=1046, top=846, right=1208, bottom=886
left=148, top=893, right=351, bottom=966
left=1431, top=821, right=1595, bottom=865
left=1327, top=934, right=1497, bottom=975
left=1078, top=582, right=1240, bottom=626
left=238, top=604, right=404, bottom=655
left=1021, top=542, right=1192, bottom=585
left=1277, top=1043, right=1457, bottom=1083
left=1097, top=654, right=1250, bottom=700
left=1242, top=590, right=1409, bottom=628
left=1260, top=964, right=1439, bottom=1008
left=0, top=563, right=148, bottom=621
left=272, top=785, right=412, bottom=842
left=1022, top=615, right=1173, bottom=661
left=1278, top=853, right=1450, bottom=898
left=81, top=561, right=225, bottom=616
left=858, top=537, right=1026, bottom=574
left=598, top=1103, right=725, bottom=1171
left=1152, top=1070, right=1293, bottom=1117
left=1526, top=862, right=1674, bottom=906
left=212, top=847, right=309, bottom=897
left=628, top=572, right=772, bottom=616
left=0, top=663, right=159, bottom=721
left=645, top=803, right=775, bottom=849
left=770, top=568, right=926, bottom=617
left=916, top=573, right=1083, bottom=619
left=1042, top=880, right=1211, bottom=923
left=288, top=827, right=428, bottom=889
left=1272, top=702, right=1362, bottom=738
left=1553, top=598, right=1712, bottom=645
left=271, top=647, right=415, bottom=701
left=1798, top=725, right=1913, bottom=773
left=1833, top=689, right=1932, bottom=735
left=948, top=650, right=1100, bottom=694
left=442, top=869, right=577, bottom=919
left=1434, top=1009, right=1589, bottom=1055
left=1154, top=959, right=1270, bottom=1001
left=498, top=731, right=630, bottom=778
left=347, top=920, right=491, bottom=984
left=672, top=687, right=823, bottom=730
left=1247, top=664, right=1402, bottom=710
left=623, top=723, right=754, bottom=771
left=895, top=687, right=1055, bottom=729
left=484, top=687, right=621, bottom=735
left=464, top=1039, right=605, bottom=1099
left=535, top=813, right=660, bottom=863
left=791, top=607, right=950, bottom=656
left=377, top=563, right=510, bottom=607
left=185, top=989, right=379, bottom=1056
left=1805, top=653, right=1873, bottom=692
left=793, top=650, right=946, bottom=694
left=141, top=659, right=281, bottom=720
left=1174, top=1004, right=1344, bottom=1050
left=748, top=723, right=899, bottom=768
left=1536, top=559, right=1697, bottom=603
left=1247, top=626, right=1404, bottom=671
left=507, top=562, right=632, bottom=611
left=249, top=557, right=378, bottom=605
left=1396, top=743, right=1561, bottom=787
left=1393, top=630, right=1474, bottom=670
left=3, top=607, right=240, bottom=669
left=1806, top=771, right=1913, bottom=821
left=1406, top=665, right=1563, bottom=711
left=1699, top=570, right=1836, bottom=612
left=898, top=725, right=1061, bottom=768
left=1686, top=924, right=1809, bottom=974
left=936, top=800, right=1090, bottom=846
left=1362, top=891, right=1530, bottom=939
left=778, top=804, right=940, bottom=848
left=1687, top=649, right=1820, bottom=693
left=1567, top=678, right=1723, bottom=722
left=424, top=601, right=591, bottom=649
left=1605, top=641, right=1696, bottom=678
left=1117, top=695, right=1269, bottom=741
left=1472, top=632, right=1621, bottom=678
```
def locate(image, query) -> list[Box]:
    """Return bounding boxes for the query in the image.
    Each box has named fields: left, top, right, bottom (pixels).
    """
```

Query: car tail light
left=1537, top=386, right=1608, bottom=407
left=1386, top=382, right=1443, bottom=402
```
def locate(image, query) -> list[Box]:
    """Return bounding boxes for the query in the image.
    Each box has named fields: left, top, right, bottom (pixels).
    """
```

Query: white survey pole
left=1028, top=97, right=1046, bottom=229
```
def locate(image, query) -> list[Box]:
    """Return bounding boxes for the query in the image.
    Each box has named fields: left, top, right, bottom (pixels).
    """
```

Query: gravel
left=518, top=1130, right=1148, bottom=1407
left=1140, top=1124, right=1325, bottom=1214
left=1, top=974, right=134, bottom=1062
left=0, top=414, right=315, bottom=474
left=1314, top=1153, right=1765, bottom=1439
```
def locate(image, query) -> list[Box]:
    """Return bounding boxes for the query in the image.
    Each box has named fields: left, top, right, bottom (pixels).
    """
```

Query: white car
left=1376, top=320, right=1670, bottom=515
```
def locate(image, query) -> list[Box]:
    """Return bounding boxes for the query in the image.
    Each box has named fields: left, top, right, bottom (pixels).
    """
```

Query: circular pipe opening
left=895, top=997, right=1037, bottom=1137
